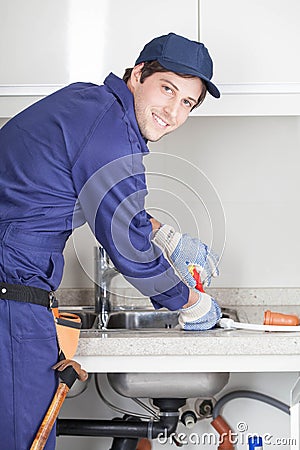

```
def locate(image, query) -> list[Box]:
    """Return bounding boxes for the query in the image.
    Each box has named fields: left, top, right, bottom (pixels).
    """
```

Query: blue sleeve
left=71, top=104, right=189, bottom=310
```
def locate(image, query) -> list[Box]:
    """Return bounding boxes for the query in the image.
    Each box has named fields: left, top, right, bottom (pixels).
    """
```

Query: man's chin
left=145, top=129, right=172, bottom=142
left=147, top=135, right=164, bottom=143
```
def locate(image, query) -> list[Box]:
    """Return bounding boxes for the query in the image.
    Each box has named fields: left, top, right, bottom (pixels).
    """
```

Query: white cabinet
left=0, top=1, right=70, bottom=85
left=195, top=0, right=300, bottom=116
left=3, top=0, right=298, bottom=117
left=0, top=0, right=198, bottom=117
left=87, top=0, right=198, bottom=83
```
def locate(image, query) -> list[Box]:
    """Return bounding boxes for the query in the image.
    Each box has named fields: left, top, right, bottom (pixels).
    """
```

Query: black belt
left=0, top=283, right=57, bottom=308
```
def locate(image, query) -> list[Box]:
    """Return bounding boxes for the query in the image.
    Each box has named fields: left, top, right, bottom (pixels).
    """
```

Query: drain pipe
left=211, top=414, right=234, bottom=450
left=57, top=398, right=185, bottom=443
left=211, top=390, right=290, bottom=450
left=212, top=390, right=290, bottom=418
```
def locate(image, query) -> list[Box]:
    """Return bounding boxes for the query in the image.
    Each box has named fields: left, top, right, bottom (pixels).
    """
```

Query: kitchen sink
left=104, top=308, right=235, bottom=398
left=60, top=307, right=239, bottom=331
left=61, top=306, right=234, bottom=399
left=106, top=309, right=179, bottom=330
left=104, top=307, right=239, bottom=331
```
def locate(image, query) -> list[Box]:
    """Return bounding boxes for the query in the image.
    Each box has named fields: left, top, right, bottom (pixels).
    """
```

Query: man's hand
left=152, top=224, right=219, bottom=288
left=179, top=290, right=221, bottom=331
left=149, top=217, right=162, bottom=234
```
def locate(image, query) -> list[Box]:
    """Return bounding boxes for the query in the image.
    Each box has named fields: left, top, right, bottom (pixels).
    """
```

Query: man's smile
left=152, top=113, right=169, bottom=128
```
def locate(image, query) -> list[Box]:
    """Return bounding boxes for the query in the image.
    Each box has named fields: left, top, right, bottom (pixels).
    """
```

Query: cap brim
left=157, top=58, right=220, bottom=98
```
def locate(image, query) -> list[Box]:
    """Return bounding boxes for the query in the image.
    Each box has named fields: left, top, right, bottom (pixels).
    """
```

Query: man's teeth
left=153, top=114, right=167, bottom=127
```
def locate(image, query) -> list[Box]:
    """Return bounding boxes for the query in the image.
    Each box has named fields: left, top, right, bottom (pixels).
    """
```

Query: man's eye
left=163, top=85, right=173, bottom=94
left=183, top=99, right=192, bottom=108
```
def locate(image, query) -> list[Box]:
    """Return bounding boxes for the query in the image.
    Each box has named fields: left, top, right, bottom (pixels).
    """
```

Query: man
left=0, top=33, right=221, bottom=449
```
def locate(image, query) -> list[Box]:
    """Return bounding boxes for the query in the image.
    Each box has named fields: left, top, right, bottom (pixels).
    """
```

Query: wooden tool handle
left=30, top=383, right=69, bottom=450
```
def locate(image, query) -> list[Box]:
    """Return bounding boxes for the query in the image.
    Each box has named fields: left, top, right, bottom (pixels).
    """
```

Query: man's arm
left=149, top=217, right=207, bottom=308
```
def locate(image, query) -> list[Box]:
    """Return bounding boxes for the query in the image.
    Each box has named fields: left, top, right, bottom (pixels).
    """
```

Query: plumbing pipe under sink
left=57, top=398, right=186, bottom=444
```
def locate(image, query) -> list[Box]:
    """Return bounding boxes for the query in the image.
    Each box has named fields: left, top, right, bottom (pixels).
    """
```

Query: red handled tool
left=188, top=265, right=205, bottom=292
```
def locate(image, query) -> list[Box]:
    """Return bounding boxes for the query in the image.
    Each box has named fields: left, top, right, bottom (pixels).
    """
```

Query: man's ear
left=130, top=63, right=144, bottom=87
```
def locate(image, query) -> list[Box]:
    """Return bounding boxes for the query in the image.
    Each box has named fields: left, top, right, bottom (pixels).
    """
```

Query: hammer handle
left=30, top=383, right=69, bottom=450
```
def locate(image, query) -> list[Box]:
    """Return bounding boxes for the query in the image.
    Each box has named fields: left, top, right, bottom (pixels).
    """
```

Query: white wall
left=61, top=115, right=300, bottom=289
left=149, top=116, right=300, bottom=288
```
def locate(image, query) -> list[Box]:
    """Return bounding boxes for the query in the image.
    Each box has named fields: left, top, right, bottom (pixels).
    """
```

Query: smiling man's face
left=128, top=64, right=204, bottom=142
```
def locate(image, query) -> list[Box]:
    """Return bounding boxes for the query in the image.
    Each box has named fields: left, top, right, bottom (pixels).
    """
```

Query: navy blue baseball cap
left=135, top=32, right=220, bottom=98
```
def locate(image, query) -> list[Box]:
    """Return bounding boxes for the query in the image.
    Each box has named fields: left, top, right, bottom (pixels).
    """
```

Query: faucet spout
left=94, top=246, right=119, bottom=328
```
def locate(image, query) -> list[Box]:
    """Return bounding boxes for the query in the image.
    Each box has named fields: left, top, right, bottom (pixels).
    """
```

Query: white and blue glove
left=153, top=224, right=219, bottom=289
left=179, top=292, right=221, bottom=331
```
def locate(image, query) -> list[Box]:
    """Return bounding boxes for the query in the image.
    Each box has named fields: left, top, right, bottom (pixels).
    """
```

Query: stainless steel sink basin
left=104, top=309, right=233, bottom=399
left=106, top=309, right=179, bottom=330
left=61, top=306, right=239, bottom=331
left=105, top=307, right=239, bottom=331
left=107, top=372, right=230, bottom=398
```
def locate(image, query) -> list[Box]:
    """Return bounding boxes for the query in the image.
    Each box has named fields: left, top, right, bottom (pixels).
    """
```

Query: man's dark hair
left=123, top=61, right=207, bottom=109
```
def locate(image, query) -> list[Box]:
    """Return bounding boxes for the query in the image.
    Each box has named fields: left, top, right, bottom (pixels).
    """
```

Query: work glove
left=179, top=292, right=222, bottom=331
left=152, top=225, right=219, bottom=289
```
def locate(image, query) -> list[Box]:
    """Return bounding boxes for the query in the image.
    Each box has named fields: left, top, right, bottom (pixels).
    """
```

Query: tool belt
left=0, top=282, right=81, bottom=360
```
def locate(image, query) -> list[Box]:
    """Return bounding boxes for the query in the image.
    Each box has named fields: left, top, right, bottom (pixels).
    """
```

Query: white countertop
left=75, top=305, right=300, bottom=374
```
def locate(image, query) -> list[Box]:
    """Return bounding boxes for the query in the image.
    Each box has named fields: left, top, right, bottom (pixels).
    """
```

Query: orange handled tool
left=30, top=360, right=88, bottom=450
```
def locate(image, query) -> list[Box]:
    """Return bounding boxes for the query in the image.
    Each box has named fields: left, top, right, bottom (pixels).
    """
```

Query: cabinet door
left=67, top=0, right=198, bottom=84
left=196, top=0, right=300, bottom=115
left=0, top=0, right=198, bottom=117
left=0, top=0, right=198, bottom=86
left=0, top=1, right=70, bottom=85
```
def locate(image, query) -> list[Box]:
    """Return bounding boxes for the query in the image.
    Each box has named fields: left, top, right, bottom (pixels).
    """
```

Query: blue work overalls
left=0, top=73, right=189, bottom=449
left=0, top=225, right=69, bottom=449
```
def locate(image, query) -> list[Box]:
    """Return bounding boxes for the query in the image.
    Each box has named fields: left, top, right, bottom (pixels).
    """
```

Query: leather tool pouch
left=52, top=308, right=82, bottom=360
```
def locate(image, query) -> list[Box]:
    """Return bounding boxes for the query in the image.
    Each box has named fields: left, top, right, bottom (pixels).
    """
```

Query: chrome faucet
left=94, top=245, right=119, bottom=328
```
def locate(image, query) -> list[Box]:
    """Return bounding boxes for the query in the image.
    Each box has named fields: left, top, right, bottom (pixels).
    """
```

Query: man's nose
left=163, top=99, right=180, bottom=121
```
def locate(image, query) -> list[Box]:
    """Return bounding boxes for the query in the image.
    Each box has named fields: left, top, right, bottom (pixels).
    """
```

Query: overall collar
left=104, top=73, right=149, bottom=153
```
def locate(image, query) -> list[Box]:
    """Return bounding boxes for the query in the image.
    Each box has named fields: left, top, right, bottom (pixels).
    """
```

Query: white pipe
left=219, top=318, right=300, bottom=332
